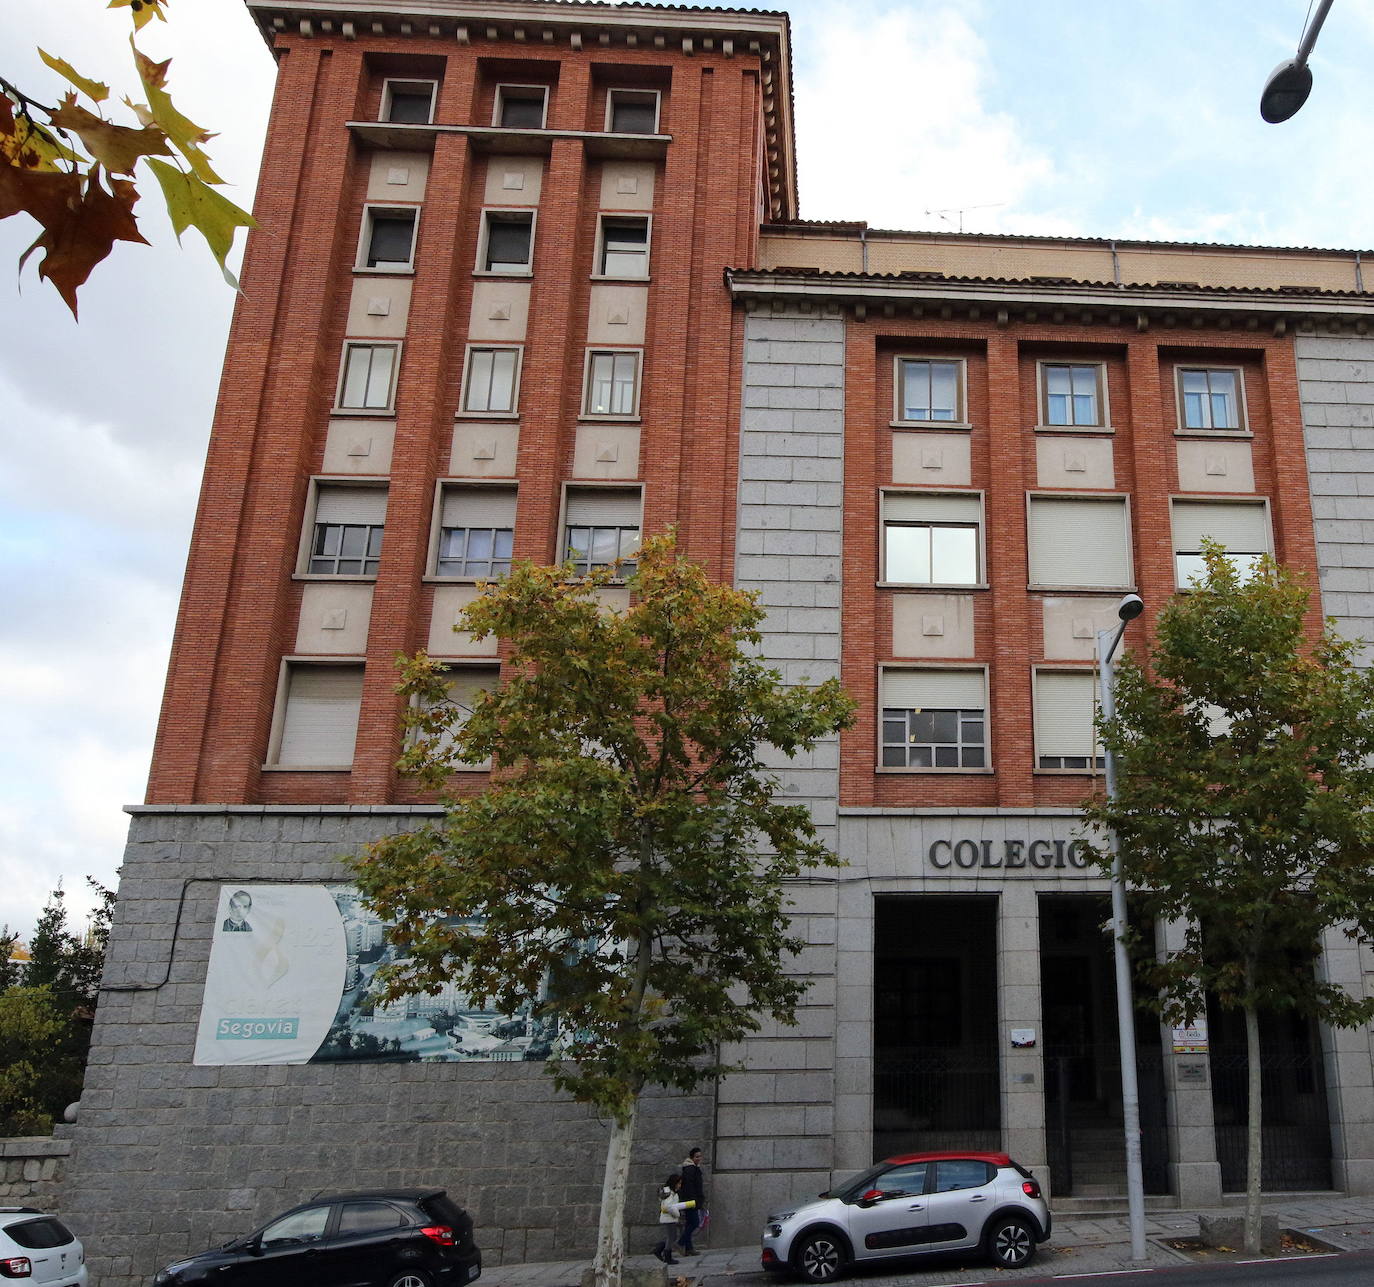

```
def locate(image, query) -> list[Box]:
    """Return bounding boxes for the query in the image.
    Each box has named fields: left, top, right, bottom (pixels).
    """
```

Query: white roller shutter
left=565, top=488, right=641, bottom=526
left=315, top=485, right=388, bottom=525
left=1028, top=496, right=1131, bottom=587
left=441, top=486, right=516, bottom=528
left=1172, top=501, right=1269, bottom=552
left=1035, top=670, right=1098, bottom=758
left=882, top=668, right=985, bottom=711
left=277, top=665, right=364, bottom=766
left=440, top=666, right=498, bottom=715
left=883, top=491, right=981, bottom=523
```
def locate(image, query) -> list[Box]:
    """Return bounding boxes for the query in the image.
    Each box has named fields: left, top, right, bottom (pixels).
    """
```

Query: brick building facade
left=58, top=1, right=1374, bottom=1282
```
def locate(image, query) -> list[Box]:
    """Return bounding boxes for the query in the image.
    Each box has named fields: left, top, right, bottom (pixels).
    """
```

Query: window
left=272, top=664, right=364, bottom=768
left=479, top=211, right=533, bottom=274
left=1034, top=669, right=1103, bottom=771
left=359, top=207, right=417, bottom=270
left=896, top=357, right=963, bottom=423
left=381, top=79, right=436, bottom=124
left=420, top=665, right=499, bottom=769
left=338, top=1203, right=406, bottom=1235
left=1027, top=495, right=1132, bottom=589
left=933, top=1160, right=995, bottom=1192
left=880, top=669, right=987, bottom=770
left=882, top=492, right=981, bottom=585
left=307, top=484, right=387, bottom=576
left=261, top=1205, right=331, bottom=1246
left=337, top=342, right=398, bottom=411
left=1172, top=500, right=1270, bottom=587
left=494, top=84, right=547, bottom=128
left=606, top=88, right=659, bottom=134
left=1178, top=367, right=1243, bottom=431
left=461, top=346, right=521, bottom=414
left=436, top=486, right=515, bottom=578
left=871, top=1163, right=928, bottom=1198
left=583, top=350, right=641, bottom=417
left=1040, top=362, right=1105, bottom=428
left=597, top=216, right=650, bottom=277
left=564, top=488, right=641, bottom=576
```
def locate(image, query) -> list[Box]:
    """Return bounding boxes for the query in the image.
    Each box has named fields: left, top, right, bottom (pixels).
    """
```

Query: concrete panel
left=429, top=586, right=500, bottom=656
left=1041, top=596, right=1127, bottom=661
left=346, top=277, right=412, bottom=338
left=295, top=584, right=374, bottom=654
left=484, top=155, right=543, bottom=205
left=586, top=284, right=649, bottom=345
left=1035, top=435, right=1115, bottom=490
left=1176, top=439, right=1255, bottom=493
left=467, top=281, right=531, bottom=342
left=366, top=151, right=429, bottom=202
left=599, top=161, right=656, bottom=211
left=450, top=424, right=520, bottom=478
left=572, top=426, right=641, bottom=480
left=891, top=592, right=976, bottom=658
left=323, top=420, right=395, bottom=475
left=891, top=431, right=971, bottom=487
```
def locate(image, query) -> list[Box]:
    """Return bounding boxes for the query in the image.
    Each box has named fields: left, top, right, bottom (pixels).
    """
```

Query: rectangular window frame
left=561, top=485, right=643, bottom=581
left=877, top=664, right=992, bottom=774
left=492, top=83, right=549, bottom=129
left=380, top=78, right=437, bottom=125
left=335, top=341, right=401, bottom=414
left=1037, top=360, right=1110, bottom=432
left=265, top=658, right=366, bottom=771
left=459, top=344, right=523, bottom=418
left=594, top=213, right=652, bottom=280
left=475, top=208, right=536, bottom=276
left=1026, top=491, right=1135, bottom=592
left=1032, top=666, right=1104, bottom=774
left=297, top=478, right=389, bottom=581
left=357, top=205, right=419, bottom=272
left=605, top=87, right=661, bottom=134
left=428, top=481, right=518, bottom=582
left=581, top=348, right=643, bottom=420
left=408, top=661, right=501, bottom=772
left=879, top=489, right=985, bottom=588
left=1170, top=496, right=1272, bottom=589
left=1174, top=364, right=1250, bottom=436
left=892, top=355, right=968, bottom=426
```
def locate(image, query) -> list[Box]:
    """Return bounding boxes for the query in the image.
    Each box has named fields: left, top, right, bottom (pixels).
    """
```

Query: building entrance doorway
left=872, top=896, right=999, bottom=1160
left=1039, top=895, right=1169, bottom=1196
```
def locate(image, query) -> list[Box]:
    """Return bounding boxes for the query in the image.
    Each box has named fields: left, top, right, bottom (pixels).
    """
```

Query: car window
left=872, top=1162, right=928, bottom=1197
left=260, top=1206, right=330, bottom=1246
left=338, top=1202, right=406, bottom=1234
left=3, top=1218, right=74, bottom=1249
left=933, top=1160, right=994, bottom=1193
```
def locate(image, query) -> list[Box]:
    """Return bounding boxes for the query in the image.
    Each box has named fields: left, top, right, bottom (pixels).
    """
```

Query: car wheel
left=792, top=1231, right=848, bottom=1283
left=986, top=1215, right=1036, bottom=1269
left=384, top=1272, right=432, bottom=1287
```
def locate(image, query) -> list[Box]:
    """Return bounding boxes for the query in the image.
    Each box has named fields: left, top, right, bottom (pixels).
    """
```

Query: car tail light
left=761, top=1249, right=778, bottom=1267
left=0, top=1257, right=32, bottom=1278
left=1022, top=1178, right=1042, bottom=1200
left=420, top=1225, right=456, bottom=1247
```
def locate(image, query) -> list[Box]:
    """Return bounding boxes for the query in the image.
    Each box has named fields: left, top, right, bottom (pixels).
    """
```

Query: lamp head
left=1116, top=593, right=1144, bottom=623
left=1260, top=58, right=1314, bottom=123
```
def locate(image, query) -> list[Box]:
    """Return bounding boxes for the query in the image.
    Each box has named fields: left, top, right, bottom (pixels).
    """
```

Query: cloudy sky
left=2, top=0, right=1371, bottom=939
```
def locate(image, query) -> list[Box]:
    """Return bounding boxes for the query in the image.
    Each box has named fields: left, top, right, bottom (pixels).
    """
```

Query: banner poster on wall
left=193, top=884, right=558, bottom=1066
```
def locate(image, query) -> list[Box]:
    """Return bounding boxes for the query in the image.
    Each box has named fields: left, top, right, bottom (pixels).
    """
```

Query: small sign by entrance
left=1010, top=1028, right=1036, bottom=1048
left=1172, top=1018, right=1209, bottom=1054
left=1176, top=1060, right=1208, bottom=1084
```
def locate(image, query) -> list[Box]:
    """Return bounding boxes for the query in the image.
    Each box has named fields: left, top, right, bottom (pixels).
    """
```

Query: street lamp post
left=1097, top=593, right=1147, bottom=1262
left=1260, top=0, right=1336, bottom=123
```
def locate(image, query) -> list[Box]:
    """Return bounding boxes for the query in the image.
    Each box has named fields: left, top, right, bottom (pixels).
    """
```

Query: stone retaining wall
left=0, top=1137, right=69, bottom=1208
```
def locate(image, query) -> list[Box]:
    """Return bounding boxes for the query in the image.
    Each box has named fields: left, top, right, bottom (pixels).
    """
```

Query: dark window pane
left=367, top=214, right=414, bottom=267
left=386, top=88, right=433, bottom=123
left=911, top=711, right=937, bottom=743
left=338, top=1202, right=406, bottom=1234
left=910, top=746, right=932, bottom=767
left=610, top=97, right=656, bottom=133
left=962, top=746, right=985, bottom=768
left=934, top=745, right=959, bottom=767
left=930, top=710, right=958, bottom=743
left=499, top=93, right=545, bottom=128
left=882, top=746, right=905, bottom=767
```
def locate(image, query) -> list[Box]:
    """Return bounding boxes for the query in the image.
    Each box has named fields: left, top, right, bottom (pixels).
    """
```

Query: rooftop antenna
left=923, top=203, right=1005, bottom=233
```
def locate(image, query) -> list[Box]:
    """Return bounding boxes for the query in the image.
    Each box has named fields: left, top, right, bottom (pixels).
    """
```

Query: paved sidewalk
left=483, top=1194, right=1374, bottom=1287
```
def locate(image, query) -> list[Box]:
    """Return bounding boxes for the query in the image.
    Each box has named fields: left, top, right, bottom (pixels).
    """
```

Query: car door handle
left=907, top=1203, right=924, bottom=1211
left=968, top=1195, right=987, bottom=1202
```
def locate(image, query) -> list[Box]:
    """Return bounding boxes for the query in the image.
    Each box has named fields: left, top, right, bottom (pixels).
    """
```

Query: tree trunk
left=1243, top=1000, right=1263, bottom=1256
left=591, top=1098, right=638, bottom=1287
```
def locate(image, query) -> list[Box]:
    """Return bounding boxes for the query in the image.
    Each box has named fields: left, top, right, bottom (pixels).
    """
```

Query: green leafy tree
left=5, top=880, right=115, bottom=1130
left=0, top=927, right=21, bottom=992
left=1083, top=544, right=1374, bottom=1254
left=352, top=534, right=854, bottom=1287
left=1, top=0, right=255, bottom=316
left=0, top=987, right=67, bottom=1135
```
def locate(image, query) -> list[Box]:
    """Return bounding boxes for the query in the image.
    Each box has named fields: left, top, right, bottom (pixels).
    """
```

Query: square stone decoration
left=892, top=593, right=974, bottom=658
left=892, top=432, right=970, bottom=487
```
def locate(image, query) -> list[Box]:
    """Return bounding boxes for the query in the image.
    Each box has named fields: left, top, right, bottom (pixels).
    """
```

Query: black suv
left=152, top=1188, right=480, bottom=1287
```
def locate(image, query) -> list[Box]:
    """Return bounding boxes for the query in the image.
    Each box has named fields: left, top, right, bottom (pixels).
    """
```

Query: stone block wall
left=61, top=807, right=713, bottom=1287
left=1296, top=329, right=1374, bottom=667
left=0, top=1137, right=69, bottom=1208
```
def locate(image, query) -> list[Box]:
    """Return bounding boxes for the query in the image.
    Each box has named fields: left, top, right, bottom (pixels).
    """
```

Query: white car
left=761, top=1151, right=1051, bottom=1281
left=0, top=1207, right=88, bottom=1286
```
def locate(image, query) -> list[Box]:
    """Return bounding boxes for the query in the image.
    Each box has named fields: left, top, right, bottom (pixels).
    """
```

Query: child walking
left=653, top=1173, right=694, bottom=1265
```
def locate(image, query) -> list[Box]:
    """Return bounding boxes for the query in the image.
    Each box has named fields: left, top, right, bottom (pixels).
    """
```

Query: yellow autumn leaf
left=130, top=42, right=222, bottom=184
left=0, top=96, right=86, bottom=172
left=38, top=49, right=110, bottom=104
left=51, top=96, right=172, bottom=175
left=108, top=0, right=168, bottom=32
left=146, top=157, right=255, bottom=289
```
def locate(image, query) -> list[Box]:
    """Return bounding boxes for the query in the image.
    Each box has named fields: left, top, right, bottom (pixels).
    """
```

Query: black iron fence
left=873, top=1049, right=1000, bottom=1159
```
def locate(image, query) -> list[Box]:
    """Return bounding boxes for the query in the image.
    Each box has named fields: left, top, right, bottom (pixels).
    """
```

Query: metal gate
left=873, top=1049, right=1000, bottom=1159
left=1210, top=1045, right=1332, bottom=1191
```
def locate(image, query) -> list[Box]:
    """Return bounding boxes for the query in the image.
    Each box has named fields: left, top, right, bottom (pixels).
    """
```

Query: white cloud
left=792, top=1, right=1064, bottom=235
